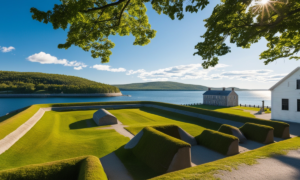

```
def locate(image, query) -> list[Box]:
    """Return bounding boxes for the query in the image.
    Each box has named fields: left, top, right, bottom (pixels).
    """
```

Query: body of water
left=0, top=91, right=271, bottom=117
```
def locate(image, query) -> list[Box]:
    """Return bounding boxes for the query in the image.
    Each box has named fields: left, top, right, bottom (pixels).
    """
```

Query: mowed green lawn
left=108, top=107, right=221, bottom=137
left=0, top=110, right=129, bottom=171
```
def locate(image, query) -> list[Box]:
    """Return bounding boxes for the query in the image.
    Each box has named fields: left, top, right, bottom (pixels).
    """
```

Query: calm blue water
left=0, top=91, right=271, bottom=117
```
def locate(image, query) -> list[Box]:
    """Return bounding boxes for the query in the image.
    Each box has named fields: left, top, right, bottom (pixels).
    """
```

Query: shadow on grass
left=69, top=119, right=97, bottom=129
left=139, top=107, right=221, bottom=131
left=114, top=145, right=160, bottom=180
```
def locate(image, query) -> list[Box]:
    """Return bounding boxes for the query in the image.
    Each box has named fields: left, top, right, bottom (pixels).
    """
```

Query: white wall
left=271, top=69, right=300, bottom=122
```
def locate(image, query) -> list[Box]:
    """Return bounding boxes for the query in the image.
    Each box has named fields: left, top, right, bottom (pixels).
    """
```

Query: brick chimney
left=232, top=88, right=234, bottom=91
left=208, top=88, right=211, bottom=91
left=223, top=87, right=225, bottom=91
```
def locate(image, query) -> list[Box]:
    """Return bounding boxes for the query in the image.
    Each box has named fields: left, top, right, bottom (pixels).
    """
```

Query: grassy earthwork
left=0, top=101, right=296, bottom=180
left=109, top=107, right=221, bottom=136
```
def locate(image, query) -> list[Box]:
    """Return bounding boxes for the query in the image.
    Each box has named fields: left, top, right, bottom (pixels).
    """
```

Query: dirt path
left=215, top=149, right=300, bottom=180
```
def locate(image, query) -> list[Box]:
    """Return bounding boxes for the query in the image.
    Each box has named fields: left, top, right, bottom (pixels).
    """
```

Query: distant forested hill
left=114, top=81, right=260, bottom=91
left=0, top=71, right=120, bottom=94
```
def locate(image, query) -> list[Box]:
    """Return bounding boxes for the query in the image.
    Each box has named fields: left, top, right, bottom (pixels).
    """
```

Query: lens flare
left=261, top=0, right=269, bottom=4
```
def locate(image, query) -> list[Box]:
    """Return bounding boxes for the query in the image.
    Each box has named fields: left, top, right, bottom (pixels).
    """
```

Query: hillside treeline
left=0, top=71, right=120, bottom=93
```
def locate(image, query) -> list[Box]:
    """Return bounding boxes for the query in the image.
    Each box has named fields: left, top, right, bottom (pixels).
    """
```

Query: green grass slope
left=0, top=110, right=129, bottom=171
left=0, top=105, right=39, bottom=140
left=108, top=107, right=221, bottom=137
left=114, top=81, right=244, bottom=91
left=190, top=105, right=257, bottom=118
left=0, top=156, right=107, bottom=180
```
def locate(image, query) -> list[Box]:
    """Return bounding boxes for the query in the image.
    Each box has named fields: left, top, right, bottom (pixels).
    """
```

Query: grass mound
left=196, top=129, right=238, bottom=155
left=132, top=126, right=191, bottom=173
left=218, top=124, right=239, bottom=135
left=240, top=123, right=274, bottom=143
left=151, top=124, right=181, bottom=139
left=0, top=156, right=107, bottom=180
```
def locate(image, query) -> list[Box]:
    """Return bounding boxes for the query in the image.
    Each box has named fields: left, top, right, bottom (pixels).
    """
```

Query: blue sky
left=0, top=1, right=299, bottom=89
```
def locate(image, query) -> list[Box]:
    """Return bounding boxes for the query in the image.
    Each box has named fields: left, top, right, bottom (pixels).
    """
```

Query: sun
left=261, top=0, right=269, bottom=4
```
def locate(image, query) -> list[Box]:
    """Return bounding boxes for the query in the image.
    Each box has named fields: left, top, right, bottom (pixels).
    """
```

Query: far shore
left=0, top=92, right=124, bottom=98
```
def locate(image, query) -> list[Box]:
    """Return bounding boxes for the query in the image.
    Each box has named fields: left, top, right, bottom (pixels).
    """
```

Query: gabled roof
left=203, top=90, right=231, bottom=96
left=269, top=67, right=300, bottom=91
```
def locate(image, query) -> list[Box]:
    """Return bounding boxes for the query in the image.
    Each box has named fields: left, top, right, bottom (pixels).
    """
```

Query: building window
left=282, top=99, right=289, bottom=110
left=297, top=80, right=300, bottom=89
left=298, top=100, right=300, bottom=112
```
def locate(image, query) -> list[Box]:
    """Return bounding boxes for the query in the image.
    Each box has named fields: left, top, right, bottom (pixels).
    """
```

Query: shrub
left=195, top=129, right=238, bottom=155
left=132, top=127, right=191, bottom=173
left=240, top=122, right=274, bottom=143
left=0, top=156, right=107, bottom=180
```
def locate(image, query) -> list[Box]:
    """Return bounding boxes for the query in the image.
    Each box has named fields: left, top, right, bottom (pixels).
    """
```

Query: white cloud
left=126, top=63, right=285, bottom=82
left=74, top=66, right=83, bottom=70
left=1, top=46, right=15, bottom=53
left=92, top=64, right=126, bottom=72
left=27, top=52, right=87, bottom=70
left=126, top=69, right=146, bottom=75
left=127, top=63, right=229, bottom=81
left=208, top=70, right=286, bottom=82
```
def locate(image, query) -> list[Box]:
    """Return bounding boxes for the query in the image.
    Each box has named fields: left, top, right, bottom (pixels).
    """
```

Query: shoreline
left=0, top=92, right=123, bottom=98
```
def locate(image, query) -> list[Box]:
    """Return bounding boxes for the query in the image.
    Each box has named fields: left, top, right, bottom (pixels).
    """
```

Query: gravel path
left=98, top=120, right=134, bottom=139
left=100, top=152, right=133, bottom=180
left=241, top=109, right=272, bottom=120
left=215, top=149, right=300, bottom=180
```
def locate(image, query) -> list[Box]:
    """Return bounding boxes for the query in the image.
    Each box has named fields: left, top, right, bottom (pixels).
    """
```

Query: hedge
left=37, top=101, right=289, bottom=138
left=240, top=122, right=274, bottom=143
left=0, top=156, right=107, bottom=180
left=132, top=126, right=191, bottom=173
left=195, top=129, right=238, bottom=155
left=218, top=124, right=240, bottom=135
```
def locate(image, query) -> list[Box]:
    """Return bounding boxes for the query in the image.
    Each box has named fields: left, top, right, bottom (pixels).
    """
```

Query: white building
left=269, top=67, right=300, bottom=122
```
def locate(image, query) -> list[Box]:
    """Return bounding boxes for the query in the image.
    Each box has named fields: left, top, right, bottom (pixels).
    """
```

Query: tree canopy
left=31, top=0, right=300, bottom=68
left=0, top=71, right=120, bottom=93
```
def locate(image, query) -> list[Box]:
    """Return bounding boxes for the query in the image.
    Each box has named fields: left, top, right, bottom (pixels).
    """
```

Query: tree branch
left=83, top=0, right=127, bottom=13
